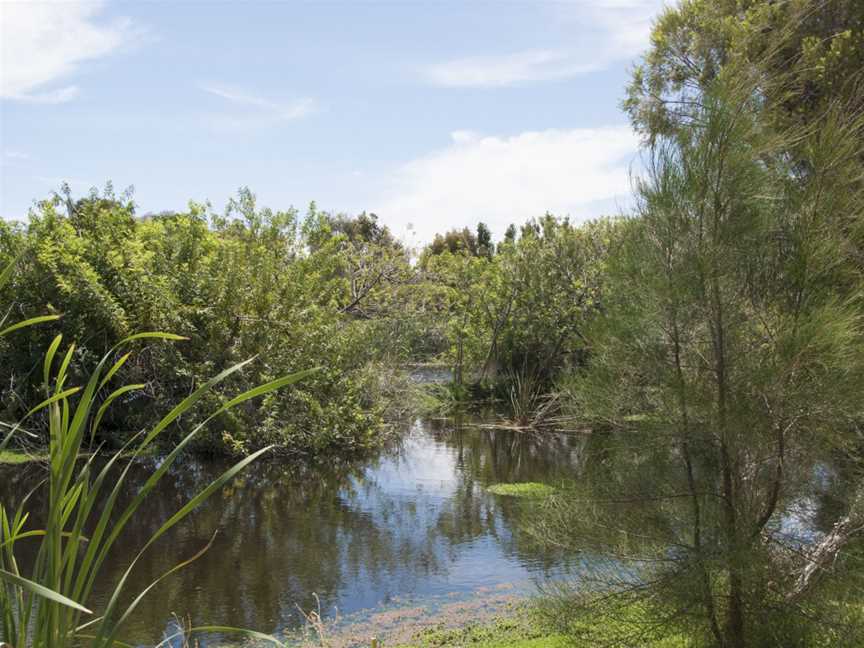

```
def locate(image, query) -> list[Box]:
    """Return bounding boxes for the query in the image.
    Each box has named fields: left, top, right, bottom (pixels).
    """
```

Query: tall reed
left=0, top=259, right=306, bottom=647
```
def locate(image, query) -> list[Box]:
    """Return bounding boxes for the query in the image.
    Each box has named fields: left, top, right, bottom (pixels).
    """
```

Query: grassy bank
left=397, top=615, right=569, bottom=648
left=396, top=603, right=689, bottom=648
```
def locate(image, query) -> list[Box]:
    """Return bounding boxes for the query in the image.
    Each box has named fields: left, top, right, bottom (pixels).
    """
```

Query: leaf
left=0, top=314, right=61, bottom=338
left=0, top=568, right=92, bottom=614
left=184, top=626, right=287, bottom=647
left=44, top=334, right=64, bottom=386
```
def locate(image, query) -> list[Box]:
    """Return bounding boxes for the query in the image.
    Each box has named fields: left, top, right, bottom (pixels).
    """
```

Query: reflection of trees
left=1, top=422, right=590, bottom=645
left=428, top=421, right=588, bottom=573
left=431, top=424, right=585, bottom=484
left=3, top=450, right=418, bottom=643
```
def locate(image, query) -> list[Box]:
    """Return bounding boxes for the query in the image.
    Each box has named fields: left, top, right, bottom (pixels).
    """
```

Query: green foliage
left=541, top=77, right=864, bottom=647
left=426, top=226, right=481, bottom=257
left=5, top=6, right=864, bottom=640
left=1, top=182, right=625, bottom=438
left=0, top=450, right=29, bottom=464
left=399, top=599, right=697, bottom=648
left=417, top=214, right=620, bottom=400
left=626, top=0, right=864, bottom=143
left=0, top=322, right=310, bottom=646
left=0, top=186, right=416, bottom=456
left=397, top=607, right=570, bottom=648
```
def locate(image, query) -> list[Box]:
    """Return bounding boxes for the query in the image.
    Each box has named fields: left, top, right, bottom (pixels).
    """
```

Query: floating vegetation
left=486, top=483, right=555, bottom=498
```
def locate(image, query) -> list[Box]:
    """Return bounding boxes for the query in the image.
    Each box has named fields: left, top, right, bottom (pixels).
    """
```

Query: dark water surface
left=1, top=418, right=584, bottom=645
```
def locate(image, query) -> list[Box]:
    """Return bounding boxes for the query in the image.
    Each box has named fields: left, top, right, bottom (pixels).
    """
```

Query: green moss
left=486, top=482, right=555, bottom=498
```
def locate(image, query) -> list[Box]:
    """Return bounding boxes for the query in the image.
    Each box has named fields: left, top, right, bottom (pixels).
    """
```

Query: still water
left=1, top=418, right=585, bottom=645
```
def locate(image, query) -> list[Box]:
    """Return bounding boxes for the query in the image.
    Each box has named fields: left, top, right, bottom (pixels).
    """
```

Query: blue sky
left=0, top=0, right=665, bottom=243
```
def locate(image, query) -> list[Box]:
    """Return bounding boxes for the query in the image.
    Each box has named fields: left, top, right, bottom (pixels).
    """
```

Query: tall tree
left=476, top=222, right=494, bottom=259
left=539, top=81, right=864, bottom=647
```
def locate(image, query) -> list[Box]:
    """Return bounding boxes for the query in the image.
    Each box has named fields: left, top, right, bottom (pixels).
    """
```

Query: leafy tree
left=418, top=215, right=616, bottom=403
left=502, top=223, right=517, bottom=247
left=541, top=82, right=864, bottom=647
left=0, top=187, right=415, bottom=456
left=626, top=0, right=864, bottom=142
left=426, top=227, right=479, bottom=257
left=476, top=222, right=494, bottom=260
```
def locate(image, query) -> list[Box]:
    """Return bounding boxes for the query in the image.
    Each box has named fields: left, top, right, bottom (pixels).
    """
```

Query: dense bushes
left=0, top=177, right=619, bottom=452
left=416, top=216, right=620, bottom=395
left=0, top=185, right=414, bottom=456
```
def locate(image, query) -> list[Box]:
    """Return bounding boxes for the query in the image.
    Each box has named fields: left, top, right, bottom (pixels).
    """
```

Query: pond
left=1, top=417, right=586, bottom=646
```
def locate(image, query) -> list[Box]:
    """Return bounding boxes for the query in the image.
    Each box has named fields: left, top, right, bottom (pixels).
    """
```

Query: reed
left=0, top=259, right=307, bottom=647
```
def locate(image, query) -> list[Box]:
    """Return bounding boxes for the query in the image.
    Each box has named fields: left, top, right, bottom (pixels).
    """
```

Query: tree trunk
left=455, top=335, right=464, bottom=387
left=788, top=488, right=864, bottom=601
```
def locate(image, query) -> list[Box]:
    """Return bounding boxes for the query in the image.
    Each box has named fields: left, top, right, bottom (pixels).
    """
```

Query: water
left=1, top=417, right=585, bottom=645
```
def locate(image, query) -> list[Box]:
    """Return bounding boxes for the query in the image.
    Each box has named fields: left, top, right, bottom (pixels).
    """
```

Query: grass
left=0, top=448, right=41, bottom=464
left=401, top=585, right=864, bottom=648
left=398, top=602, right=693, bottom=648
left=396, top=612, right=570, bottom=648
left=486, top=482, right=555, bottom=498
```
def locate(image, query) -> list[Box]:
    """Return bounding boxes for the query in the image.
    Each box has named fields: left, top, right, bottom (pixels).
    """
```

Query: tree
left=626, top=0, right=864, bottom=142
left=425, top=227, right=479, bottom=257
left=476, top=222, right=494, bottom=259
left=538, top=82, right=864, bottom=647
left=0, top=187, right=409, bottom=456
left=502, top=223, right=517, bottom=248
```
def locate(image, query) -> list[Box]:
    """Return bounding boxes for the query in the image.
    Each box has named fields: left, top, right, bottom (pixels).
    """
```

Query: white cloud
left=3, top=150, right=32, bottom=161
left=423, top=0, right=666, bottom=88
left=0, top=1, right=139, bottom=101
left=10, top=86, right=81, bottom=105
left=374, top=126, right=638, bottom=244
left=199, top=83, right=316, bottom=131
left=583, top=0, right=667, bottom=58
left=424, top=49, right=600, bottom=88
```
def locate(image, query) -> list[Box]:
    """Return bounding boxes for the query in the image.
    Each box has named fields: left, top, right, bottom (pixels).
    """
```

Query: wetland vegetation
left=2, top=1, right=864, bottom=646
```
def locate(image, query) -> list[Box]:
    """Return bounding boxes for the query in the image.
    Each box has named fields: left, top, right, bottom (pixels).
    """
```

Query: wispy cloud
left=0, top=1, right=142, bottom=102
left=424, top=50, right=600, bottom=88
left=375, top=126, right=638, bottom=244
left=3, top=150, right=33, bottom=162
left=582, top=0, right=667, bottom=58
left=423, top=0, right=666, bottom=88
left=199, top=83, right=316, bottom=131
left=10, top=86, right=82, bottom=105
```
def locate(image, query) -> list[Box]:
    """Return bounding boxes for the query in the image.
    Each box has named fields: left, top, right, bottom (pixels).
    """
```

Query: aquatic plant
left=0, top=259, right=311, bottom=647
left=486, top=483, right=555, bottom=499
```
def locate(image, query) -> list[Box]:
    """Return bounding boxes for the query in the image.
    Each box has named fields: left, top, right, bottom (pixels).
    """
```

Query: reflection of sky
left=352, top=426, right=461, bottom=499
left=290, top=422, right=575, bottom=630
left=779, top=496, right=818, bottom=543
left=330, top=428, right=524, bottom=614
left=140, top=435, right=848, bottom=647
left=27, top=420, right=581, bottom=647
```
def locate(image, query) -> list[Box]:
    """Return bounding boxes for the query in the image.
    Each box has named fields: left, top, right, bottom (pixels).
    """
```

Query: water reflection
left=0, top=418, right=584, bottom=645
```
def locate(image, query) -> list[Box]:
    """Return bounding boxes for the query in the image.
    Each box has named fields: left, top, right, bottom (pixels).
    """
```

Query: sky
left=0, top=0, right=666, bottom=244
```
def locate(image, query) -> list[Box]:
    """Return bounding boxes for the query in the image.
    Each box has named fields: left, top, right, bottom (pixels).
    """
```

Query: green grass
left=399, top=614, right=690, bottom=648
left=396, top=613, right=569, bottom=648
left=0, top=449, right=40, bottom=464
left=397, top=599, right=695, bottom=648
left=486, top=482, right=555, bottom=498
